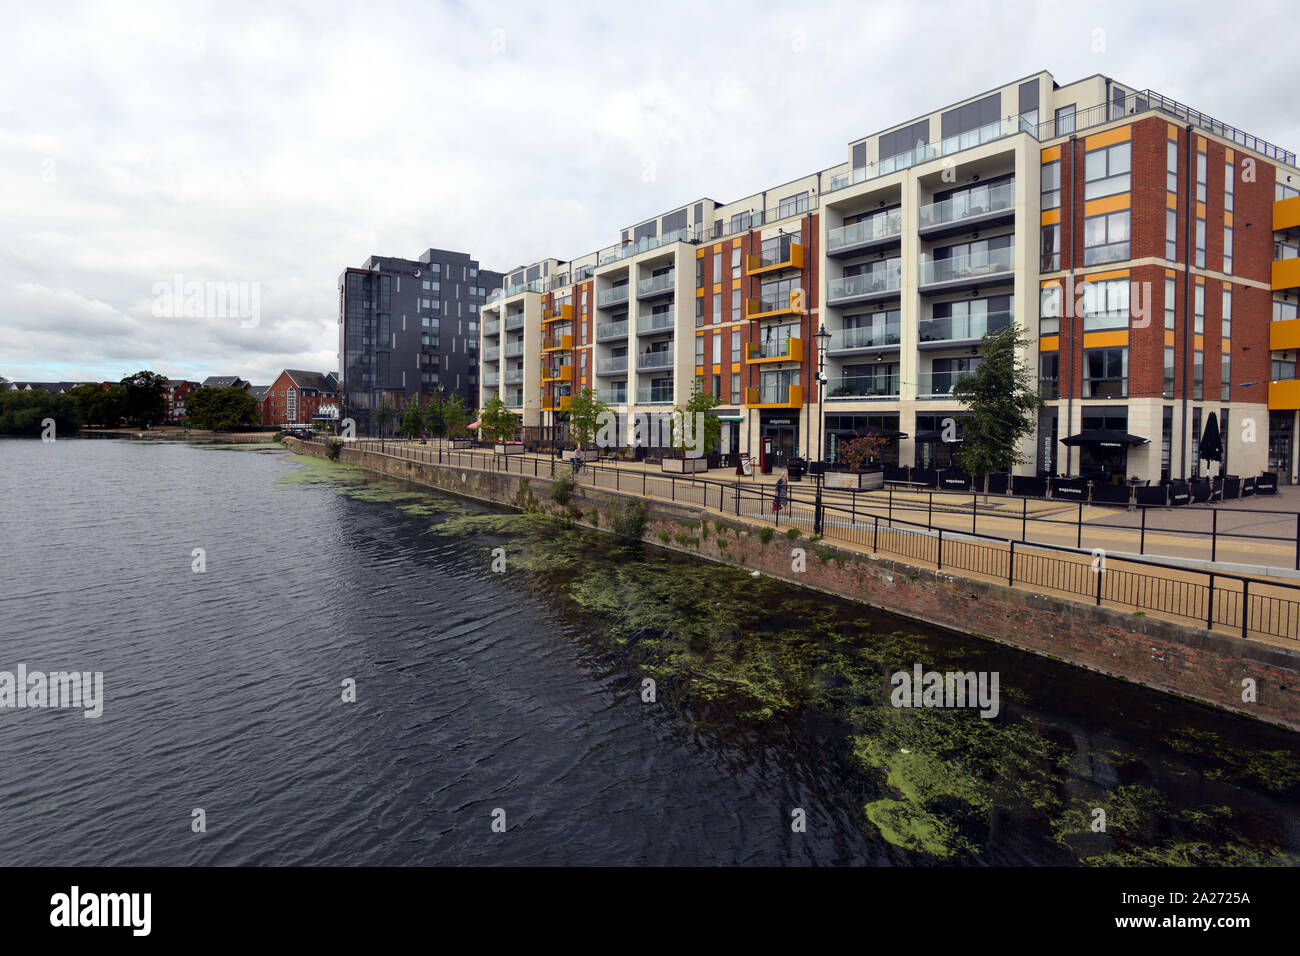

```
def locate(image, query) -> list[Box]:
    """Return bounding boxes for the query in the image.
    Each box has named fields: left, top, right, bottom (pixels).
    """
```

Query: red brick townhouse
left=261, top=370, right=340, bottom=427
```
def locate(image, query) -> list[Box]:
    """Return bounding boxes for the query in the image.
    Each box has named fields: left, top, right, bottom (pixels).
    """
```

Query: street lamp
left=813, top=323, right=832, bottom=535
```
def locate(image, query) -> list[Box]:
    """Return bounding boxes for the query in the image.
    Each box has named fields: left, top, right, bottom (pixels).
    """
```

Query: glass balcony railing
left=826, top=376, right=899, bottom=399
left=503, top=371, right=524, bottom=385
left=636, top=311, right=675, bottom=334
left=919, top=182, right=1016, bottom=229
left=827, top=214, right=903, bottom=252
left=828, top=325, right=900, bottom=351
left=636, top=386, right=674, bottom=404
left=917, top=370, right=977, bottom=397
left=828, top=116, right=1030, bottom=193
left=597, top=388, right=628, bottom=404
left=919, top=246, right=1014, bottom=286
left=483, top=320, right=500, bottom=336
left=597, top=227, right=699, bottom=266
left=597, top=356, right=628, bottom=375
left=596, top=318, right=629, bottom=340
left=483, top=346, right=500, bottom=362
left=828, top=269, right=901, bottom=301
left=598, top=285, right=630, bottom=308
left=482, top=375, right=499, bottom=387
left=637, top=271, right=675, bottom=296
left=636, top=350, right=675, bottom=370
left=918, top=310, right=1012, bottom=344
left=505, top=314, right=524, bottom=331
left=504, top=280, right=546, bottom=297
left=504, top=341, right=525, bottom=358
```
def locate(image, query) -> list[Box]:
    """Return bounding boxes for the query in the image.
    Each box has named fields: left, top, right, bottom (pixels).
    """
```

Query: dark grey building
left=338, top=248, right=504, bottom=435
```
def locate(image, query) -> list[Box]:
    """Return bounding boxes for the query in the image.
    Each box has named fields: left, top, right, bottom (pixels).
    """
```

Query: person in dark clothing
left=773, top=473, right=789, bottom=513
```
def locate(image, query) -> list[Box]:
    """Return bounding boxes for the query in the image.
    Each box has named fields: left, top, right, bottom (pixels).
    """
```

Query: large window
left=1039, top=352, right=1059, bottom=399
left=1166, top=209, right=1177, bottom=260
left=1224, top=225, right=1233, bottom=274
left=1193, top=350, right=1204, bottom=400
left=1221, top=352, right=1231, bottom=402
left=1194, top=283, right=1205, bottom=334
left=1084, top=141, right=1131, bottom=200
left=1040, top=283, right=1061, bottom=335
left=1196, top=146, right=1207, bottom=203
left=1041, top=223, right=1060, bottom=271
left=1083, top=211, right=1130, bottom=265
left=1222, top=287, right=1232, bottom=339
left=777, top=192, right=809, bottom=219
left=1165, top=277, right=1175, bottom=330
left=1167, top=139, right=1178, bottom=193
left=1224, top=161, right=1235, bottom=212
left=1055, top=105, right=1075, bottom=136
left=1083, top=347, right=1127, bottom=397
left=1195, top=217, right=1206, bottom=268
left=1164, top=346, right=1175, bottom=398
left=1080, top=277, right=1130, bottom=330
left=1041, top=161, right=1061, bottom=209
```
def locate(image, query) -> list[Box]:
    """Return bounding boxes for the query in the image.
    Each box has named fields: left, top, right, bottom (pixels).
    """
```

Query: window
left=712, top=292, right=721, bottom=323
left=1224, top=162, right=1234, bottom=212
left=732, top=329, right=741, bottom=364
left=1164, top=346, right=1175, bottom=398
left=1165, top=277, right=1175, bottom=330
left=731, top=372, right=740, bottom=404
left=1055, top=105, right=1075, bottom=136
left=731, top=289, right=740, bottom=322
left=1194, top=283, right=1205, bottom=334
left=1193, top=350, right=1203, bottom=401
left=778, top=192, right=809, bottom=218
left=1221, top=352, right=1231, bottom=401
left=1166, top=209, right=1177, bottom=260
left=1167, top=139, right=1178, bottom=193
left=1041, top=223, right=1060, bottom=271
left=1196, top=147, right=1207, bottom=203
left=731, top=247, right=741, bottom=281
left=712, top=249, right=721, bottom=284
left=712, top=332, right=721, bottom=367
left=1275, top=299, right=1297, bottom=323
left=1039, top=352, right=1059, bottom=399
left=1222, top=287, right=1232, bottom=339
left=1084, top=141, right=1131, bottom=200
left=1080, top=278, right=1130, bottom=330
left=1083, top=210, right=1130, bottom=265
left=1223, top=225, right=1233, bottom=274
left=695, top=257, right=704, bottom=288
left=1161, top=406, right=1173, bottom=482
left=695, top=336, right=704, bottom=364
left=695, top=297, right=703, bottom=328
left=712, top=374, right=721, bottom=399
left=1041, top=161, right=1060, bottom=209
left=1274, top=357, right=1297, bottom=380
left=1083, top=347, right=1128, bottom=397
left=1039, top=283, right=1061, bottom=335
left=1195, top=218, right=1206, bottom=269
left=1279, top=183, right=1300, bottom=201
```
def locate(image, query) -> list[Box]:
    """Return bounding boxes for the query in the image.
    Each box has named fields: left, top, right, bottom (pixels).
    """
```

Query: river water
left=1, top=438, right=1297, bottom=866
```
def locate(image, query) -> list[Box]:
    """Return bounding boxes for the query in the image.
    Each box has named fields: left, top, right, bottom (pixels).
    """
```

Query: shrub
left=551, top=472, right=575, bottom=505
left=611, top=498, right=645, bottom=542
left=657, top=530, right=670, bottom=543
left=760, top=527, right=774, bottom=544
left=325, top=439, right=342, bottom=461
left=786, top=528, right=800, bottom=541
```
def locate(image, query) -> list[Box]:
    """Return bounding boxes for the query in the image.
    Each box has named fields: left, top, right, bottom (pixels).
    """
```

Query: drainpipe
left=1066, top=134, right=1077, bottom=475
left=1181, top=124, right=1194, bottom=480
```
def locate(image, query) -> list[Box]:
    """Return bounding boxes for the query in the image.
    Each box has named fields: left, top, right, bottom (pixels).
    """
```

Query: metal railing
left=329, top=439, right=1300, bottom=643
left=827, top=213, right=903, bottom=251
left=920, top=246, right=1014, bottom=286
left=828, top=269, right=901, bottom=301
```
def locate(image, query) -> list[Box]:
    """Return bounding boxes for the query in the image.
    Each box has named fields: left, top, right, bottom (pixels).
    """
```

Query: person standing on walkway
left=773, top=472, right=788, bottom=514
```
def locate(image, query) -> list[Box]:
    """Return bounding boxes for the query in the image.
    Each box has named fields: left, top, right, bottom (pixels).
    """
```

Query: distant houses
left=3, top=381, right=100, bottom=394
left=200, top=376, right=250, bottom=391
left=260, top=370, right=339, bottom=428
left=164, top=379, right=201, bottom=421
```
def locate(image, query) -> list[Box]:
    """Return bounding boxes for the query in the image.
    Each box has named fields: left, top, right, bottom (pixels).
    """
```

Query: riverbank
left=285, top=437, right=1300, bottom=731
left=79, top=427, right=278, bottom=443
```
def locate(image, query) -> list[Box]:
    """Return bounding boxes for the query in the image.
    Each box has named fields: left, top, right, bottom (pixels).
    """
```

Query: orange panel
left=1083, top=330, right=1129, bottom=348
left=1041, top=208, right=1061, bottom=226
left=1273, top=259, right=1300, bottom=291
left=1040, top=335, right=1059, bottom=351
left=1085, top=194, right=1130, bottom=217
left=1269, top=379, right=1300, bottom=410
left=1271, top=319, right=1300, bottom=351
left=1274, top=196, right=1300, bottom=232
left=1086, top=125, right=1132, bottom=149
left=1041, top=145, right=1062, bottom=163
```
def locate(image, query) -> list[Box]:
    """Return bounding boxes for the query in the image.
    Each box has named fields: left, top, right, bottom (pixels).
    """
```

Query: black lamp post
left=813, top=323, right=832, bottom=535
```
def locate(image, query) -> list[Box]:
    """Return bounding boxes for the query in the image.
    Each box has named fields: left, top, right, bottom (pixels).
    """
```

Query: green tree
left=373, top=398, right=396, bottom=446
left=951, top=324, right=1043, bottom=493
left=671, top=381, right=722, bottom=459
left=119, top=371, right=169, bottom=427
left=185, top=386, right=260, bottom=430
left=479, top=394, right=517, bottom=444
left=443, top=394, right=468, bottom=437
left=566, top=387, right=609, bottom=449
left=0, top=389, right=80, bottom=436
left=400, top=401, right=425, bottom=440
left=69, top=384, right=125, bottom=428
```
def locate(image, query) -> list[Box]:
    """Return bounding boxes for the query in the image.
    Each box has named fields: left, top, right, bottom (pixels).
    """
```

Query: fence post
left=644, top=472, right=647, bottom=497
left=972, top=492, right=977, bottom=535
left=1294, top=515, right=1299, bottom=571
left=1206, top=572, right=1215, bottom=629
left=873, top=515, right=879, bottom=553
left=888, top=487, right=893, bottom=524
left=1076, top=501, right=1083, bottom=550
left=1008, top=539, right=1015, bottom=586
left=1021, top=495, right=1028, bottom=543
left=1241, top=578, right=1249, bottom=640
left=928, top=492, right=933, bottom=530
left=1095, top=561, right=1103, bottom=605
left=1210, top=509, right=1218, bottom=563
left=1140, top=507, right=1147, bottom=555
left=936, top=528, right=942, bottom=570
left=734, top=482, right=740, bottom=515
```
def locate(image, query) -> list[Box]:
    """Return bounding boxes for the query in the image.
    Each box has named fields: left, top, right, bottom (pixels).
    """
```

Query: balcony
left=636, top=311, right=675, bottom=335
left=636, top=350, right=675, bottom=372
left=482, top=375, right=499, bottom=387
left=826, top=326, right=900, bottom=355
left=598, top=285, right=630, bottom=308
left=918, top=310, right=1012, bottom=348
left=504, top=341, right=525, bottom=358
left=542, top=333, right=573, bottom=352
left=503, top=370, right=524, bottom=385
left=826, top=376, right=899, bottom=400
left=1082, top=241, right=1131, bottom=268
left=541, top=364, right=571, bottom=383
left=505, top=314, right=524, bottom=331
left=1270, top=318, right=1300, bottom=351
left=596, top=318, right=629, bottom=342
left=826, top=214, right=902, bottom=258
left=917, top=370, right=975, bottom=398
left=919, top=246, right=1014, bottom=294
left=483, top=320, right=500, bottom=336
left=1274, top=196, right=1300, bottom=232
left=505, top=279, right=546, bottom=297
left=745, top=242, right=805, bottom=276
left=1269, top=379, right=1300, bottom=410
left=918, top=182, right=1016, bottom=240
left=597, top=387, right=628, bottom=404
left=597, top=356, right=628, bottom=375
left=827, top=269, right=901, bottom=306
left=745, top=383, right=804, bottom=408
left=597, top=226, right=699, bottom=266
left=1273, top=257, right=1300, bottom=291
left=637, top=271, right=675, bottom=299
left=636, top=386, right=674, bottom=405
left=543, top=303, right=574, bottom=324
left=541, top=395, right=573, bottom=412
left=745, top=337, right=803, bottom=364
left=745, top=289, right=805, bottom=319
left=482, top=346, right=500, bottom=362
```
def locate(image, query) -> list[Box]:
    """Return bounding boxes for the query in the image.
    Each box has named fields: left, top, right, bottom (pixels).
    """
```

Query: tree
left=373, top=399, right=396, bottom=446
left=566, top=387, right=609, bottom=449
left=0, top=389, right=80, bottom=436
left=951, top=324, right=1043, bottom=493
left=119, top=371, right=169, bottom=427
left=840, top=432, right=889, bottom=472
left=423, top=392, right=447, bottom=438
left=70, top=384, right=125, bottom=428
left=479, top=394, right=517, bottom=444
left=671, top=381, right=722, bottom=459
left=400, top=402, right=425, bottom=440
left=443, top=394, right=468, bottom=437
left=185, top=386, right=260, bottom=430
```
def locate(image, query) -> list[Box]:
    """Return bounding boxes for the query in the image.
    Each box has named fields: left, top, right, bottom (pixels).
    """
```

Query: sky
left=1, top=0, right=1296, bottom=386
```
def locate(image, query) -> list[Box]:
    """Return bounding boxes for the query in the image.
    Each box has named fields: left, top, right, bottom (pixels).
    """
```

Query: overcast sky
left=1, top=0, right=1295, bottom=385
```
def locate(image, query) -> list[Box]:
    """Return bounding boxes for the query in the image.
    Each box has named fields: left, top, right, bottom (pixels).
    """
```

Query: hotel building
left=479, top=71, right=1300, bottom=483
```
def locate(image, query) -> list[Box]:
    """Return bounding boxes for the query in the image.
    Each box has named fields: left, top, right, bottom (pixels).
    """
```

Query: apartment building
left=480, top=70, right=1299, bottom=483
left=260, top=370, right=339, bottom=428
left=339, top=248, right=505, bottom=436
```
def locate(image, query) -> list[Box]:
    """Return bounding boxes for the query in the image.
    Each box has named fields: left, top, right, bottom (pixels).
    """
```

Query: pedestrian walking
left=773, top=472, right=789, bottom=514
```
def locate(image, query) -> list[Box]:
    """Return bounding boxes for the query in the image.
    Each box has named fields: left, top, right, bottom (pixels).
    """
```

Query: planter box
left=494, top=442, right=524, bottom=455
left=825, top=470, right=883, bottom=491
left=662, top=456, right=708, bottom=474
left=449, top=439, right=473, bottom=449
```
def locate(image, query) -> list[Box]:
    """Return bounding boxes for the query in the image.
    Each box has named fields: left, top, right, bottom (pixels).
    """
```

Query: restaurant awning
left=1060, top=429, right=1149, bottom=449
left=829, top=428, right=909, bottom=440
